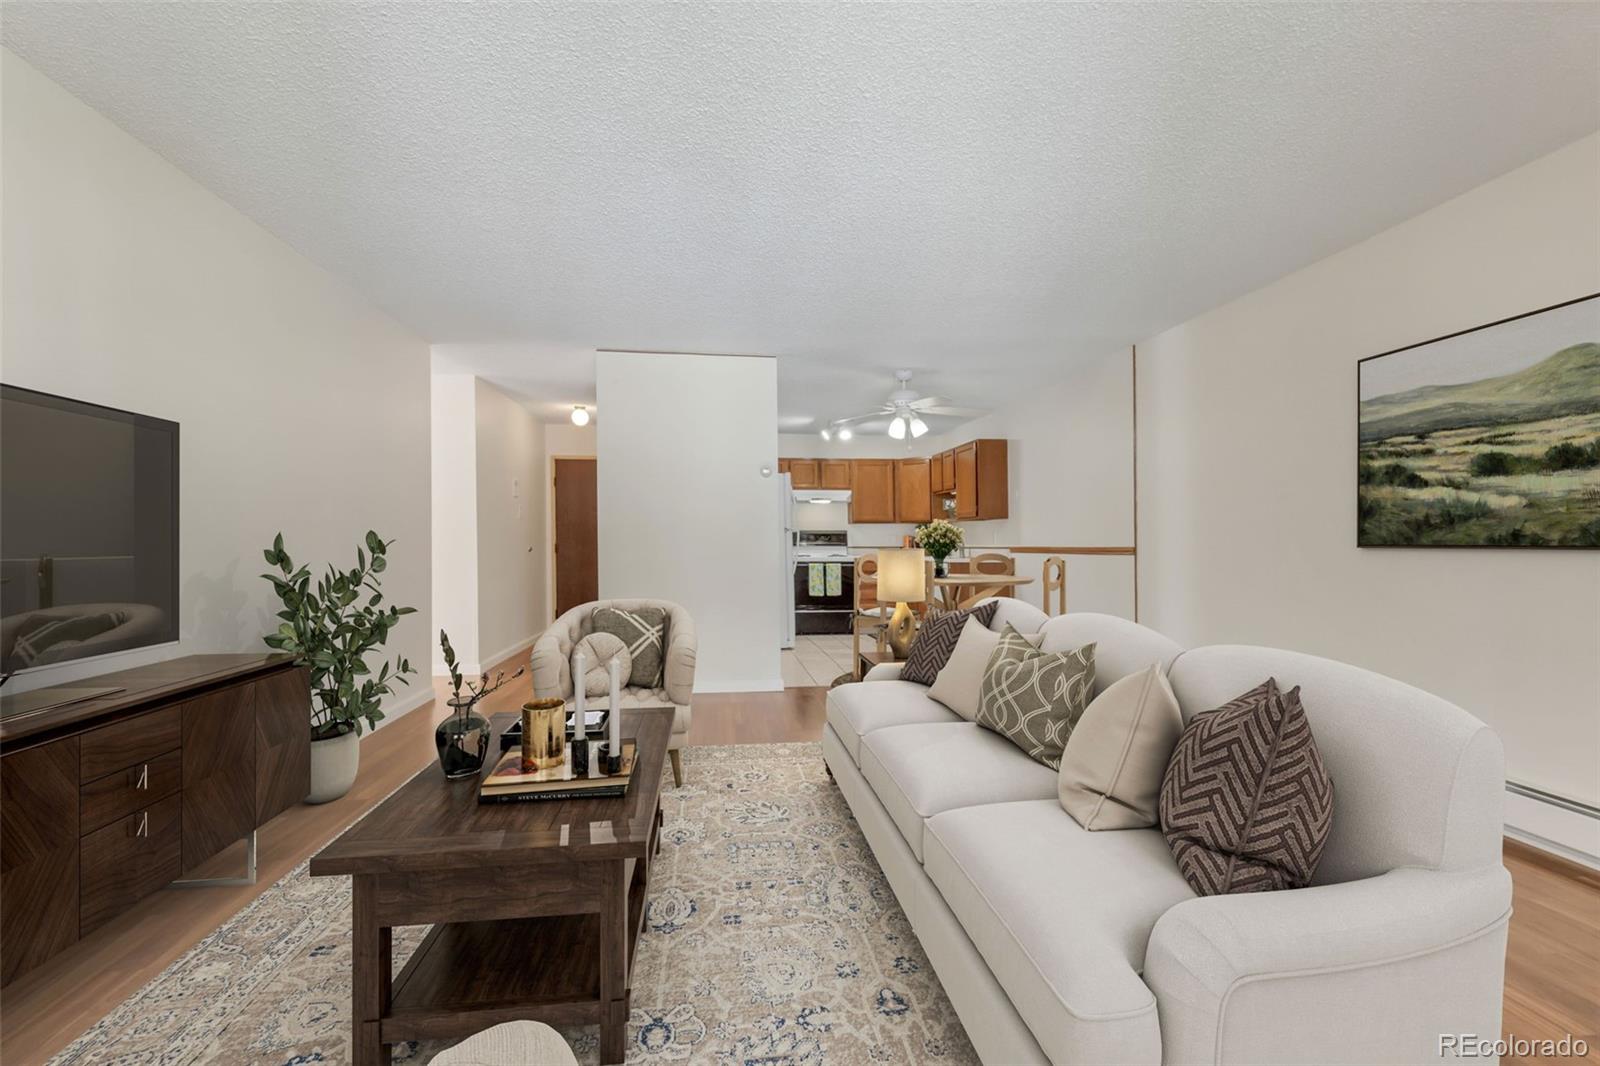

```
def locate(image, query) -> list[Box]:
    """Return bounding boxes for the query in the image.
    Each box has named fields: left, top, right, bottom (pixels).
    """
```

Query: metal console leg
left=173, top=829, right=258, bottom=887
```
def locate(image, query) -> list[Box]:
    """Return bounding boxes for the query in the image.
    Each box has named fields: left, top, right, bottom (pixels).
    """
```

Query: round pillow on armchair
left=572, top=632, right=633, bottom=697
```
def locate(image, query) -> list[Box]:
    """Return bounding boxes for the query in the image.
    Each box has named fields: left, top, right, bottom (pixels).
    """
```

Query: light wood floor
left=0, top=671, right=1591, bottom=1065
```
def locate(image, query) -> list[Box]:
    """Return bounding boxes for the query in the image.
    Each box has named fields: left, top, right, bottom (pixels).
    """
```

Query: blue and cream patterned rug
left=50, top=743, right=978, bottom=1065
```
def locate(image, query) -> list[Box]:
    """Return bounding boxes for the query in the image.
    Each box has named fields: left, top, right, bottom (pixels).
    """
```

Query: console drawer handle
left=136, top=764, right=149, bottom=790
left=137, top=811, right=149, bottom=838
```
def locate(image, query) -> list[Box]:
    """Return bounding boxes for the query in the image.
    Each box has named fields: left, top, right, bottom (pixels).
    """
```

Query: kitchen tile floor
left=781, top=633, right=858, bottom=687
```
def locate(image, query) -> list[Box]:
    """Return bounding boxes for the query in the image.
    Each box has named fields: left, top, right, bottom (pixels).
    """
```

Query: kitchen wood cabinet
left=953, top=439, right=1008, bottom=520
left=941, top=450, right=956, bottom=493
left=895, top=458, right=932, bottom=523
left=850, top=459, right=897, bottom=523
left=820, top=460, right=852, bottom=490
left=788, top=459, right=820, bottom=489
left=777, top=459, right=791, bottom=476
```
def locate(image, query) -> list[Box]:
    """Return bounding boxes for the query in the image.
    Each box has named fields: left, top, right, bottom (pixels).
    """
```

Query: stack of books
left=478, top=740, right=637, bottom=804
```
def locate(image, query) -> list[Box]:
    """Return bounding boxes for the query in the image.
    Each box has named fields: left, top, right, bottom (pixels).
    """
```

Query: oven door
left=793, top=557, right=857, bottom=614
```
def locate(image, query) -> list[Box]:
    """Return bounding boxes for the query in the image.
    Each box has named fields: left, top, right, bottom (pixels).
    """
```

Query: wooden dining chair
left=1041, top=555, right=1067, bottom=616
left=852, top=554, right=888, bottom=679
left=969, top=552, right=1017, bottom=603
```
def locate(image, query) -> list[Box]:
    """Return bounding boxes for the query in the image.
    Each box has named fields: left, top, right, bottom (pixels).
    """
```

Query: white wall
left=1, top=51, right=433, bottom=721
left=598, top=353, right=782, bottom=691
left=473, top=378, right=545, bottom=667
left=431, top=375, right=479, bottom=673
left=1138, top=135, right=1600, bottom=821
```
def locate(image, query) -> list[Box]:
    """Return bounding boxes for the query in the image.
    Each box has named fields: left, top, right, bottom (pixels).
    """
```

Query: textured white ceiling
left=6, top=3, right=1598, bottom=428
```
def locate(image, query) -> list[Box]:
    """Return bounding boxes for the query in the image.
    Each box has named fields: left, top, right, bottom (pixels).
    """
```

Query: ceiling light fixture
left=570, top=405, right=590, bottom=426
left=888, top=415, right=907, bottom=440
left=837, top=427, right=853, bottom=441
left=820, top=426, right=832, bottom=441
left=909, top=415, right=929, bottom=438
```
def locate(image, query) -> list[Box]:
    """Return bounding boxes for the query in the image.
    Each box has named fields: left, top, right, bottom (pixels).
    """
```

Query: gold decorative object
left=521, top=698, right=567, bottom=771
left=876, top=547, right=926, bottom=659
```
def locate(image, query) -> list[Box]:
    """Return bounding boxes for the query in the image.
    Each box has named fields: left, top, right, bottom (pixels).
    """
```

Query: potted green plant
left=260, top=531, right=416, bottom=803
left=914, top=518, right=965, bottom=577
left=436, top=629, right=523, bottom=779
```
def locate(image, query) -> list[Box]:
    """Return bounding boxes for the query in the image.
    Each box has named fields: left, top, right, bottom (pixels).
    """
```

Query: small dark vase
left=436, top=701, right=491, bottom=779
left=934, top=558, right=950, bottom=578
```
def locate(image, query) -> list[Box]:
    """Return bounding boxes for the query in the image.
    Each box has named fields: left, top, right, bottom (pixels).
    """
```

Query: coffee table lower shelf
left=384, top=915, right=604, bottom=1043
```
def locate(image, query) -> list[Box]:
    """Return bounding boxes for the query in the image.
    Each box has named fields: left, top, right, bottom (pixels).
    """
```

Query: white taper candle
left=573, top=650, right=586, bottom=725
left=608, top=655, right=623, bottom=753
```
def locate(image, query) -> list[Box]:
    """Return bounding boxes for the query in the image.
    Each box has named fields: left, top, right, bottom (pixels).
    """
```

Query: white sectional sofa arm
left=863, top=662, right=905, bottom=682
left=1144, top=864, right=1512, bottom=1064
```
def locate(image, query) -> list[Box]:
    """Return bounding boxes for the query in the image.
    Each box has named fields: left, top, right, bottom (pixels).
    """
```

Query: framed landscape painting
left=1358, top=293, right=1600, bottom=548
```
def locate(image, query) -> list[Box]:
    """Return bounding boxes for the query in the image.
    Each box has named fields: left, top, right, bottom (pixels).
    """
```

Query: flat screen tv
left=1, top=385, right=179, bottom=675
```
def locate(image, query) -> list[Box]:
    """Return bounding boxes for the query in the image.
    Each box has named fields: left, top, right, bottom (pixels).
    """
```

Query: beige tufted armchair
left=530, top=599, right=696, bottom=786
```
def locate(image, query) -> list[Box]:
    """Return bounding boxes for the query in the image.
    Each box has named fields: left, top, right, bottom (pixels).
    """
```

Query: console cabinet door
left=254, top=667, right=311, bottom=825
left=1, top=738, right=80, bottom=984
left=182, top=684, right=257, bottom=873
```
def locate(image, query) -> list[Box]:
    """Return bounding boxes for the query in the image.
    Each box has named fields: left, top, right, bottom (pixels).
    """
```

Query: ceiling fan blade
left=831, top=410, right=886, bottom=426
left=914, top=403, right=987, bottom=418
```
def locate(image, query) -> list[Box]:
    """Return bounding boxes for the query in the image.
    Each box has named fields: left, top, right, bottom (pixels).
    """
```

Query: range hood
left=794, top=489, right=852, bottom=504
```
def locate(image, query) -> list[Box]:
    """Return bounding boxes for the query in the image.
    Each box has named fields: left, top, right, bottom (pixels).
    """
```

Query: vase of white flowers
left=914, top=519, right=965, bottom=577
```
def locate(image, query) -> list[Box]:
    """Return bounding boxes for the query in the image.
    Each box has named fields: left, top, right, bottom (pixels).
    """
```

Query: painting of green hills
left=1358, top=294, right=1600, bottom=548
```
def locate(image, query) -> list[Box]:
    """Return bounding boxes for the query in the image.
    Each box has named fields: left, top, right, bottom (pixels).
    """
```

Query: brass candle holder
left=521, top=698, right=567, bottom=772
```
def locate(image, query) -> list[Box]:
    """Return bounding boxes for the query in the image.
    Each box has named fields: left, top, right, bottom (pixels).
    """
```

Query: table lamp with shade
left=876, top=547, right=927, bottom=659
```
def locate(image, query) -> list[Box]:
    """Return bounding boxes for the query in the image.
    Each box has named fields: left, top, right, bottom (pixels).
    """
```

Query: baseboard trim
left=430, top=635, right=539, bottom=681
left=693, top=679, right=785, bottom=694
left=1505, top=827, right=1600, bottom=878
left=1504, top=786, right=1600, bottom=867
left=372, top=685, right=436, bottom=730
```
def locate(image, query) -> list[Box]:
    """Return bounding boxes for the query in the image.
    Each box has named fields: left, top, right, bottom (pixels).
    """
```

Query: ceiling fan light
left=888, top=415, right=907, bottom=440
left=571, top=405, right=590, bottom=426
left=837, top=426, right=853, bottom=441
left=909, top=416, right=929, bottom=438
left=820, top=426, right=832, bottom=441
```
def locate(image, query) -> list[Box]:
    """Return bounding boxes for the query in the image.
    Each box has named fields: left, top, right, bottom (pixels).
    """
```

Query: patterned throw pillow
left=899, top=600, right=1000, bottom=686
left=1159, top=678, right=1334, bottom=896
left=974, top=625, right=1096, bottom=769
left=572, top=632, right=634, bottom=697
left=589, top=606, right=667, bottom=689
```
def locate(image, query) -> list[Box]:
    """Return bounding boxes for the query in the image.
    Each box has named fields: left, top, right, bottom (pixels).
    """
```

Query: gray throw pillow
left=899, top=600, right=999, bottom=686
left=974, top=624, right=1096, bottom=769
left=589, top=606, right=667, bottom=689
left=1159, top=678, right=1334, bottom=895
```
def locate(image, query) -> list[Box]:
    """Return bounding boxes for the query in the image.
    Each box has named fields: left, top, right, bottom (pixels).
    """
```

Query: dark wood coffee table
left=310, top=707, right=672, bottom=1065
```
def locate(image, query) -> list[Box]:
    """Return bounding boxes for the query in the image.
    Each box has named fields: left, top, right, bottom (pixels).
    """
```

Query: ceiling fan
left=821, top=370, right=985, bottom=441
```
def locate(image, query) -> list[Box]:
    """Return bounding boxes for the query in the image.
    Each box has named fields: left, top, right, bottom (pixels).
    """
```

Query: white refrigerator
left=779, top=472, right=796, bottom=649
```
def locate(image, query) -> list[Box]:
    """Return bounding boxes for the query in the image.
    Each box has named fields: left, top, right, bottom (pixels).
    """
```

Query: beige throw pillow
left=1058, top=664, right=1183, bottom=830
left=927, top=617, right=1039, bottom=721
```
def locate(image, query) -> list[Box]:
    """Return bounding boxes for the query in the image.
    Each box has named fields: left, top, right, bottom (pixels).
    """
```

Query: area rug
left=50, top=743, right=979, bottom=1066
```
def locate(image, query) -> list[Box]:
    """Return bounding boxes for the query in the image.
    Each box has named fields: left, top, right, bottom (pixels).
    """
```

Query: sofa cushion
left=900, top=600, right=999, bottom=686
left=589, top=605, right=667, bottom=688
left=1036, top=612, right=1183, bottom=697
left=923, top=800, right=1194, bottom=1065
left=1058, top=663, right=1184, bottom=831
left=1160, top=678, right=1334, bottom=895
left=825, top=681, right=961, bottom=765
left=859, top=722, right=1058, bottom=861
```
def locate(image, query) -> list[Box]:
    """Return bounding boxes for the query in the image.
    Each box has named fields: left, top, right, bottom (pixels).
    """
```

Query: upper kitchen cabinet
left=953, top=439, right=1008, bottom=520
left=788, top=459, right=821, bottom=489
left=819, top=460, right=852, bottom=490
left=850, top=459, right=897, bottom=523
left=895, top=458, right=932, bottom=523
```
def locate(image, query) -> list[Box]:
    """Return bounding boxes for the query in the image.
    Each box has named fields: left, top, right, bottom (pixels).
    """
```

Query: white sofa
left=822, top=600, right=1511, bottom=1065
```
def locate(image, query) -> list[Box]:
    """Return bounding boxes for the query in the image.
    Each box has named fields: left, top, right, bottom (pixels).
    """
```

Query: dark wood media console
left=0, top=654, right=310, bottom=984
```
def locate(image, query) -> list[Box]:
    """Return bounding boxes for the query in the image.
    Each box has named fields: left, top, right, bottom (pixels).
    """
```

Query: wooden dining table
left=931, top=573, right=1035, bottom=611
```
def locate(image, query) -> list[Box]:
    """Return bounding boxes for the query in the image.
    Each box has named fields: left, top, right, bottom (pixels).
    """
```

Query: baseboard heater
left=1505, top=780, right=1600, bottom=870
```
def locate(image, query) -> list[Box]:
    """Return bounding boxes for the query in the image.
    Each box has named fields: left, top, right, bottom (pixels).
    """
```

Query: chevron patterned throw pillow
left=899, top=600, right=999, bottom=686
left=1159, top=678, right=1334, bottom=895
left=974, top=624, right=1096, bottom=769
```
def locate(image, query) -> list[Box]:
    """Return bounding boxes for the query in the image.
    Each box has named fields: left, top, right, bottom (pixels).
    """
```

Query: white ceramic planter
left=306, top=728, right=360, bottom=804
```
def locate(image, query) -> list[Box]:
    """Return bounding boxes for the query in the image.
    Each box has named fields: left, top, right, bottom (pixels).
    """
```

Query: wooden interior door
left=554, top=458, right=599, bottom=617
